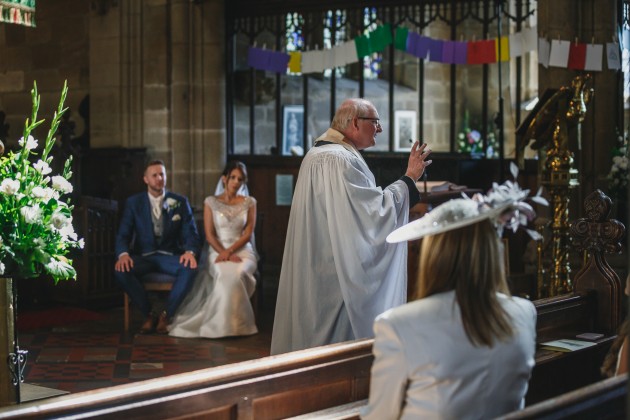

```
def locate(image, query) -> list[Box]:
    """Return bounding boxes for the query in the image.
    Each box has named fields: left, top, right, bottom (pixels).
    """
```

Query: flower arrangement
left=0, top=81, right=83, bottom=282
left=606, top=130, right=629, bottom=202
left=457, top=111, right=499, bottom=159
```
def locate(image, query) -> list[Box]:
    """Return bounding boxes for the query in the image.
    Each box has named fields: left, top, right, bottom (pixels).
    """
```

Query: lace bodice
left=205, top=195, right=256, bottom=249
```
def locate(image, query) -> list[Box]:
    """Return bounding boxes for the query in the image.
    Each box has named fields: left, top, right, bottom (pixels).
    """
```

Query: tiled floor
left=17, top=281, right=276, bottom=398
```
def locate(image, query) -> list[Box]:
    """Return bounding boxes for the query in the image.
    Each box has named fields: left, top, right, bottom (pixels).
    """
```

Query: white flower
left=59, top=224, right=77, bottom=241
left=51, top=212, right=71, bottom=230
left=0, top=179, right=20, bottom=195
left=77, top=238, right=85, bottom=249
left=18, top=135, right=38, bottom=150
left=20, top=205, right=43, bottom=224
left=165, top=197, right=180, bottom=210
left=33, top=159, right=52, bottom=175
left=51, top=176, right=73, bottom=194
left=0, top=262, right=4, bottom=275
left=31, top=186, right=55, bottom=201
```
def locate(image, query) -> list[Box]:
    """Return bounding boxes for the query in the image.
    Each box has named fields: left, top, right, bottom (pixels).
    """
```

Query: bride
left=169, top=161, right=258, bottom=338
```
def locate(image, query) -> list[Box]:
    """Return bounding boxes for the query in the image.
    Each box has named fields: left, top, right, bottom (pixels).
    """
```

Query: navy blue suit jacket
left=115, top=191, right=201, bottom=258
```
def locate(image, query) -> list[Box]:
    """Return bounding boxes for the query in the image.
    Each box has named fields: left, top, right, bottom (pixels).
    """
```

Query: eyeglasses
left=357, top=116, right=381, bottom=127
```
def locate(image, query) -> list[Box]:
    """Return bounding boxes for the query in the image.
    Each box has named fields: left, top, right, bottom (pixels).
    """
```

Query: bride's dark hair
left=222, top=160, right=248, bottom=183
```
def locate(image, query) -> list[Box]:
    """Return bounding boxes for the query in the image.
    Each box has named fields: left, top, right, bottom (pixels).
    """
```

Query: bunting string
left=247, top=24, right=623, bottom=74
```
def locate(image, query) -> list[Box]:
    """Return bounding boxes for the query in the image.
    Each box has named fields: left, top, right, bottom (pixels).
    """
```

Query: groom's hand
left=180, top=252, right=198, bottom=269
left=115, top=254, right=133, bottom=272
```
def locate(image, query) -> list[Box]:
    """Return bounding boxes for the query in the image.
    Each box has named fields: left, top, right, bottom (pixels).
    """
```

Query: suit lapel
left=140, top=194, right=155, bottom=237
left=162, top=191, right=172, bottom=234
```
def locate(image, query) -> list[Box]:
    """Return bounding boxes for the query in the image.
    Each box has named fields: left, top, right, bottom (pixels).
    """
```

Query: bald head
left=330, top=98, right=381, bottom=150
left=331, top=98, right=376, bottom=131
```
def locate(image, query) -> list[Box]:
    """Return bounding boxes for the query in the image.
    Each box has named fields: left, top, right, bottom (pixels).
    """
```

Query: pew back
left=0, top=340, right=373, bottom=419
left=0, top=291, right=614, bottom=419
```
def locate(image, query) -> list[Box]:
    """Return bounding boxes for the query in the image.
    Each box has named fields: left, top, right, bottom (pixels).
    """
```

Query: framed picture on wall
left=394, top=110, right=417, bottom=152
left=282, top=105, right=305, bottom=156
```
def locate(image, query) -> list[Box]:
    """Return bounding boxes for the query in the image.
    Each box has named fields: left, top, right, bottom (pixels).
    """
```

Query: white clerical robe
left=270, top=128, right=411, bottom=355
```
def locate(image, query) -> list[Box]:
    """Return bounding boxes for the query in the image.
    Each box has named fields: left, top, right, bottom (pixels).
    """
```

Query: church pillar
left=537, top=0, right=622, bottom=209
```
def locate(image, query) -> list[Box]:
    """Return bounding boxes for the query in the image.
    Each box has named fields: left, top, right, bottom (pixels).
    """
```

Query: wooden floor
left=16, top=272, right=278, bottom=401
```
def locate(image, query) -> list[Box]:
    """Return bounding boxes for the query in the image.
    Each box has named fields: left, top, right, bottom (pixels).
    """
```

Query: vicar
left=114, top=160, right=201, bottom=334
left=271, top=98, right=432, bottom=355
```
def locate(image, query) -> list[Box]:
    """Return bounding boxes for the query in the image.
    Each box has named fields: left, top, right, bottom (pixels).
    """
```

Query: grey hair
left=331, top=98, right=374, bottom=131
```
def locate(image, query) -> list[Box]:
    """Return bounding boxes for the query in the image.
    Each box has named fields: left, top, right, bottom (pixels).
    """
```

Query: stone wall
left=0, top=0, right=90, bottom=145
left=0, top=0, right=226, bottom=209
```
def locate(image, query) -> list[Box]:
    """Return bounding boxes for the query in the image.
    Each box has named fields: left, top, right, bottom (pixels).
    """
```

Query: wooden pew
left=0, top=292, right=614, bottom=419
left=502, top=374, right=627, bottom=419
left=0, top=340, right=374, bottom=419
left=286, top=375, right=629, bottom=419
left=526, top=291, right=615, bottom=405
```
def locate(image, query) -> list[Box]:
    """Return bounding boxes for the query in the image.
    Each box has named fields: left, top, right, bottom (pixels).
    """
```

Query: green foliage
left=0, top=81, right=83, bottom=283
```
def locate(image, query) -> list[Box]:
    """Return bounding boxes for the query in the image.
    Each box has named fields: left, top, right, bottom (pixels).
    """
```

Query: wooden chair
left=123, top=272, right=176, bottom=332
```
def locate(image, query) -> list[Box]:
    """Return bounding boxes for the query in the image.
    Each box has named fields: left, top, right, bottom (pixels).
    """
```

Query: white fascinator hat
left=387, top=163, right=548, bottom=243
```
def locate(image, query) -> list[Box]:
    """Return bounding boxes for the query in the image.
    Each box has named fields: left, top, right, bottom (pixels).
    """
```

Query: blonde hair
left=416, top=219, right=513, bottom=347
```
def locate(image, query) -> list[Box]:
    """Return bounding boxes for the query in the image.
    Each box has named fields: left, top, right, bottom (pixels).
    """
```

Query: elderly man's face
left=352, top=106, right=382, bottom=150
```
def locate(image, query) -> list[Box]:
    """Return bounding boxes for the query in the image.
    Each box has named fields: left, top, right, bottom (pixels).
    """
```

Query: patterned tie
left=152, top=202, right=162, bottom=220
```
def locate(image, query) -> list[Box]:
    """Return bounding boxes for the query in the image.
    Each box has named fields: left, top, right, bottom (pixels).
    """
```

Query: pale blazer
left=362, top=291, right=537, bottom=420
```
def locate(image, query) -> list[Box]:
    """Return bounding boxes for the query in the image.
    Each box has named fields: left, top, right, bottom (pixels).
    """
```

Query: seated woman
left=169, top=161, right=258, bottom=338
left=601, top=273, right=630, bottom=377
left=362, top=174, right=544, bottom=419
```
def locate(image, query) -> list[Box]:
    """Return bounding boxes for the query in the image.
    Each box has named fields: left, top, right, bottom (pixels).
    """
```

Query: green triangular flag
left=394, top=27, right=409, bottom=50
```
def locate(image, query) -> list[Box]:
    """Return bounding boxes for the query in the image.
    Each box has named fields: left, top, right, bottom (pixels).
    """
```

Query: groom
left=114, top=160, right=201, bottom=334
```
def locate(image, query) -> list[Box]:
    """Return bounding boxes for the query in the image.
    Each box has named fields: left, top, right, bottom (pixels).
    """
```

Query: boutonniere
left=171, top=214, right=181, bottom=222
left=164, top=197, right=180, bottom=212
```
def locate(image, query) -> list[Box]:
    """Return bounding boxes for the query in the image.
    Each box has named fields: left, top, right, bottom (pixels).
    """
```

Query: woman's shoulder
left=244, top=195, right=257, bottom=206
left=204, top=195, right=218, bottom=207
left=498, top=293, right=537, bottom=322
left=378, top=291, right=455, bottom=324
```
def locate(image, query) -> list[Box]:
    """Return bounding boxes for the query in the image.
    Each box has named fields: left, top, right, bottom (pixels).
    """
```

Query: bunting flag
left=246, top=24, right=618, bottom=75
left=354, top=34, right=371, bottom=59
left=509, top=32, right=524, bottom=58
left=606, top=42, right=621, bottom=70
left=549, top=39, right=570, bottom=68
left=394, top=27, right=409, bottom=51
left=427, top=38, right=444, bottom=62
left=468, top=39, right=496, bottom=64
left=0, top=0, right=36, bottom=27
left=584, top=44, right=603, bottom=71
left=288, top=51, right=301, bottom=73
left=538, top=37, right=551, bottom=68
left=496, top=36, right=509, bottom=62
left=370, top=24, right=393, bottom=53
left=247, top=47, right=290, bottom=73
left=567, top=42, right=586, bottom=70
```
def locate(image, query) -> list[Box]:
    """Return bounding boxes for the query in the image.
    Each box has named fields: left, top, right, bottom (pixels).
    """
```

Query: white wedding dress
left=168, top=195, right=258, bottom=338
